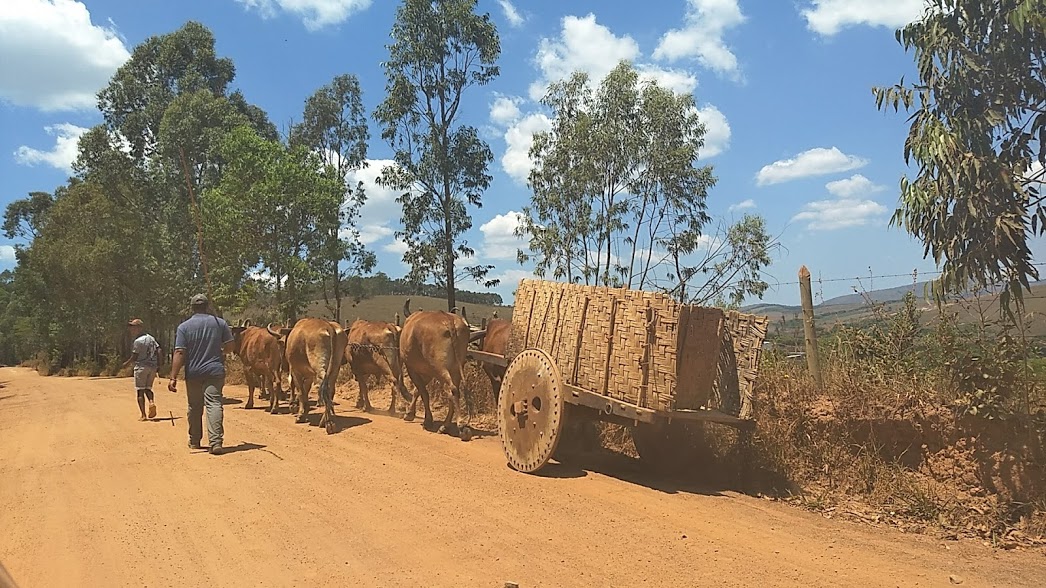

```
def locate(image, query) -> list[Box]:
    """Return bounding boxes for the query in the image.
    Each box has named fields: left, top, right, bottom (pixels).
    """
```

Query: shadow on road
left=221, top=397, right=243, bottom=406
left=220, top=442, right=268, bottom=455
left=301, top=413, right=372, bottom=432
left=148, top=415, right=181, bottom=424
left=553, top=450, right=730, bottom=497
left=0, top=395, right=13, bottom=402
left=531, top=461, right=588, bottom=479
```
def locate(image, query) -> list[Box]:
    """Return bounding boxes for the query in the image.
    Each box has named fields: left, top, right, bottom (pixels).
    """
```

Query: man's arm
left=168, top=325, right=186, bottom=392
left=221, top=320, right=236, bottom=354
left=168, top=349, right=185, bottom=392
left=121, top=352, right=139, bottom=370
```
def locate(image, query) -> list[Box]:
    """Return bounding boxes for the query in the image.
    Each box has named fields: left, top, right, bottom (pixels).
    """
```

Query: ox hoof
left=324, top=421, right=338, bottom=435
left=438, top=423, right=459, bottom=437
left=459, top=426, right=473, bottom=442
left=296, top=415, right=308, bottom=424
left=402, top=413, right=416, bottom=423
left=245, top=403, right=254, bottom=410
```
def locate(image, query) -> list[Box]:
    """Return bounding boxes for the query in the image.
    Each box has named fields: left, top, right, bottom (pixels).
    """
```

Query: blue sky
left=2, top=0, right=1032, bottom=307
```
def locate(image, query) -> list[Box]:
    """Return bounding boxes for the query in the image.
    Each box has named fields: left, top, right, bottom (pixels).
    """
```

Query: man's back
left=132, top=333, right=159, bottom=368
left=175, top=313, right=233, bottom=379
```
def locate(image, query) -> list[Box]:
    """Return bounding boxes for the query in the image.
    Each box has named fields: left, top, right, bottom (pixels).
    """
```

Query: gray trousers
left=186, top=376, right=224, bottom=448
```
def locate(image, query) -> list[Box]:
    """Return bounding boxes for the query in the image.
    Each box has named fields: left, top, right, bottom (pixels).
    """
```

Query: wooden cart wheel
left=498, top=348, right=565, bottom=473
left=632, top=421, right=706, bottom=474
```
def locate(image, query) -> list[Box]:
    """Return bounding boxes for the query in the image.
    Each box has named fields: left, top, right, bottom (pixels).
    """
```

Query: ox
left=344, top=319, right=411, bottom=414
left=399, top=300, right=472, bottom=439
left=229, top=320, right=287, bottom=413
left=285, top=317, right=348, bottom=434
left=469, top=317, right=511, bottom=403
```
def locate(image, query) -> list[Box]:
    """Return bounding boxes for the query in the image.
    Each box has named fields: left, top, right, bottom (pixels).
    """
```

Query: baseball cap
left=190, top=293, right=209, bottom=306
left=127, top=318, right=144, bottom=326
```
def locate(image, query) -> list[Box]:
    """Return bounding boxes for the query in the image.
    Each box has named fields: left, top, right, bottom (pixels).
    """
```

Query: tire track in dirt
left=1, top=367, right=1043, bottom=587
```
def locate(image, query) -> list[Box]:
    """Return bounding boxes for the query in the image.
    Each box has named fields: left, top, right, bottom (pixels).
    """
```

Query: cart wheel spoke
left=498, top=348, right=564, bottom=473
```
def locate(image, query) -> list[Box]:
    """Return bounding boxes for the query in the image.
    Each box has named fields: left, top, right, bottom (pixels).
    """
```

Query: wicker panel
left=507, top=279, right=768, bottom=417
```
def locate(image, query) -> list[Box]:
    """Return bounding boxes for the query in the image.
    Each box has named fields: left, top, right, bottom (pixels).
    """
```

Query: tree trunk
left=333, top=271, right=343, bottom=325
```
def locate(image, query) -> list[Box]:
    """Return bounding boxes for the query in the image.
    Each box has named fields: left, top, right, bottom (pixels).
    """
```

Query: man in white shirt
left=123, top=318, right=162, bottom=421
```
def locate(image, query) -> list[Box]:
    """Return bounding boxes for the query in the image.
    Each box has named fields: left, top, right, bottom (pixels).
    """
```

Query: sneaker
left=147, top=402, right=157, bottom=419
left=209, top=445, right=223, bottom=456
left=188, top=441, right=203, bottom=450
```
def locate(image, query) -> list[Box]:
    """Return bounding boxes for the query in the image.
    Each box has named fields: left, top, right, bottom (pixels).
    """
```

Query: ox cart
left=467, top=279, right=769, bottom=474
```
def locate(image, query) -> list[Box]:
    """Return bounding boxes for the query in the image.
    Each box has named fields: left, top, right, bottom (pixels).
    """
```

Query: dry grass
left=749, top=348, right=1046, bottom=544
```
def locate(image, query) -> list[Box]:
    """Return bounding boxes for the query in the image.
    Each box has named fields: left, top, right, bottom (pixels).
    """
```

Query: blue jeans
left=186, top=376, right=224, bottom=448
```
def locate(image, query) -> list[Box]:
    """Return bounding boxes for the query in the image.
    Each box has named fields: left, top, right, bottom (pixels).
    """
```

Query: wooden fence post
left=798, top=265, right=823, bottom=389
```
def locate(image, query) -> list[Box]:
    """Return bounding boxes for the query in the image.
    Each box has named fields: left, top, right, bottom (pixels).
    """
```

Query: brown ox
left=345, top=319, right=411, bottom=414
left=399, top=301, right=471, bottom=439
left=469, top=317, right=511, bottom=403
left=285, top=317, right=348, bottom=434
left=230, top=320, right=287, bottom=413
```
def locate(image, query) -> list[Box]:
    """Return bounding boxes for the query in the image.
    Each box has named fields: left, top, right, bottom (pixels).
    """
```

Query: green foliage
left=837, top=291, right=925, bottom=381
left=2, top=192, right=53, bottom=241
left=375, top=0, right=501, bottom=310
left=872, top=0, right=1046, bottom=309
left=291, top=74, right=375, bottom=322
left=340, top=272, right=503, bottom=305
left=210, top=127, right=352, bottom=321
left=519, top=61, right=775, bottom=305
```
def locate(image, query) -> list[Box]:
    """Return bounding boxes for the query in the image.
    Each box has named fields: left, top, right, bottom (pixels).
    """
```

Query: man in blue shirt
left=168, top=294, right=235, bottom=455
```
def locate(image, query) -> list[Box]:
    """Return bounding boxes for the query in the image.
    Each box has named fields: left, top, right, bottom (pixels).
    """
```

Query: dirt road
left=1, top=367, right=1043, bottom=587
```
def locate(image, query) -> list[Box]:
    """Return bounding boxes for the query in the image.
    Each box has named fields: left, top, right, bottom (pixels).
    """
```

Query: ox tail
left=317, top=330, right=339, bottom=411
left=448, top=323, right=472, bottom=419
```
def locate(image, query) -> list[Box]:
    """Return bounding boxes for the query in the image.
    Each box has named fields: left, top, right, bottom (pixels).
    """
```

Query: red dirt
left=1, top=367, right=1044, bottom=587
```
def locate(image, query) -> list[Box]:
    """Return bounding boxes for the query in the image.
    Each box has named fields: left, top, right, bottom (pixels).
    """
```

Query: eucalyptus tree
left=375, top=0, right=501, bottom=310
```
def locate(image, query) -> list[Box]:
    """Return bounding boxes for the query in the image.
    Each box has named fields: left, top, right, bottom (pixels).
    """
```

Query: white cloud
left=791, top=198, right=888, bottom=231
left=0, top=0, right=130, bottom=111
left=234, top=0, right=372, bottom=31
left=489, top=94, right=523, bottom=127
left=825, top=174, right=885, bottom=198
left=382, top=239, right=409, bottom=255
left=636, top=65, right=698, bottom=95
left=1027, top=161, right=1044, bottom=185
left=354, top=225, right=394, bottom=245
left=480, top=211, right=525, bottom=260
left=728, top=199, right=756, bottom=212
left=529, top=14, right=641, bottom=101
left=696, top=234, right=723, bottom=251
left=653, top=0, right=746, bottom=77
left=493, top=268, right=533, bottom=289
left=0, top=245, right=16, bottom=263
left=500, top=113, right=552, bottom=184
left=346, top=159, right=404, bottom=246
left=756, top=147, right=868, bottom=186
left=697, top=104, right=730, bottom=158
left=497, top=0, right=524, bottom=27
left=13, top=123, right=88, bottom=174
left=801, top=0, right=924, bottom=36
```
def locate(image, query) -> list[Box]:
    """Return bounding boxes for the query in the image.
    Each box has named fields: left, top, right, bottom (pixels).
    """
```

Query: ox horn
left=492, top=310, right=499, bottom=319
left=461, top=305, right=470, bottom=326
left=266, top=323, right=282, bottom=338
left=403, top=298, right=412, bottom=317
left=395, top=312, right=401, bottom=327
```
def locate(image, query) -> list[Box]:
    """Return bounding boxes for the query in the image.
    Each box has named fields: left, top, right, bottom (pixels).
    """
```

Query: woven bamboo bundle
left=506, top=279, right=769, bottom=417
